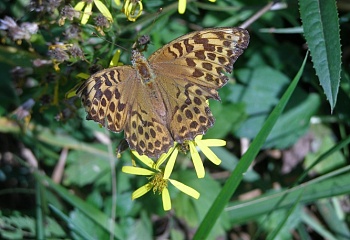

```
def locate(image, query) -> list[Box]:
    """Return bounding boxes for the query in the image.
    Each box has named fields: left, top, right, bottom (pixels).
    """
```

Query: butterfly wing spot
left=124, top=106, right=174, bottom=158
left=169, top=83, right=215, bottom=142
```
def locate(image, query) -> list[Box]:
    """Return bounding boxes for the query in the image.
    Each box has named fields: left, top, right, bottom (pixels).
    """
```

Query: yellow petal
left=200, top=139, right=226, bottom=147
left=124, top=0, right=142, bottom=22
left=195, top=135, right=203, bottom=141
left=155, top=146, right=175, bottom=169
left=81, top=2, right=93, bottom=24
left=162, top=188, right=171, bottom=211
left=74, top=1, right=86, bottom=11
left=122, top=166, right=154, bottom=175
left=94, top=0, right=113, bottom=22
left=109, top=50, right=121, bottom=67
left=178, top=0, right=186, bottom=14
left=132, top=151, right=155, bottom=169
left=132, top=184, right=151, bottom=200
left=208, top=0, right=216, bottom=2
left=163, top=147, right=178, bottom=179
left=169, top=179, right=200, bottom=199
left=196, top=140, right=221, bottom=165
left=189, top=141, right=205, bottom=178
left=114, top=0, right=121, bottom=6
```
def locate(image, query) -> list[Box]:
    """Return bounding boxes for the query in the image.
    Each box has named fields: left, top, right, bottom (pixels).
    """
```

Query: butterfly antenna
left=91, top=32, right=128, bottom=52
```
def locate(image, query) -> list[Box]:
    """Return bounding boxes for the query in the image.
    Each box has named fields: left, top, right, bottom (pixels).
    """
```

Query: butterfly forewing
left=149, top=27, right=249, bottom=144
left=149, top=27, right=249, bottom=89
left=77, top=66, right=135, bottom=131
left=77, top=27, right=249, bottom=158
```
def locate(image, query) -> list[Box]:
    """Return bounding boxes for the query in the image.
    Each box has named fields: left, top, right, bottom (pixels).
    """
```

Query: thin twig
left=105, top=129, right=117, bottom=240
left=52, top=147, right=69, bottom=183
left=239, top=1, right=280, bottom=29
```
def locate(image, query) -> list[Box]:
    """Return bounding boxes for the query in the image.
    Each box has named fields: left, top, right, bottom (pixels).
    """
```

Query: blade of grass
left=296, top=134, right=350, bottom=184
left=301, top=210, right=338, bottom=240
left=49, top=204, right=95, bottom=240
left=316, top=199, right=350, bottom=240
left=35, top=181, right=44, bottom=240
left=33, top=171, right=123, bottom=240
left=193, top=52, right=309, bottom=239
left=226, top=165, right=350, bottom=224
left=266, top=190, right=303, bottom=240
left=251, top=134, right=350, bottom=237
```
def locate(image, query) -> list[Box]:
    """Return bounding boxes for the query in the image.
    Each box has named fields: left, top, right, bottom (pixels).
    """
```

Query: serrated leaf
left=299, top=0, right=341, bottom=110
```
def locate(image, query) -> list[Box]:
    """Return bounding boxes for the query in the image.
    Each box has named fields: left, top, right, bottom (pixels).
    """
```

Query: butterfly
left=77, top=27, right=249, bottom=158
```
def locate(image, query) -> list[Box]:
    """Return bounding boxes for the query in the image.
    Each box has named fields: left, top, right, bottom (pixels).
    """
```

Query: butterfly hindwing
left=124, top=82, right=175, bottom=157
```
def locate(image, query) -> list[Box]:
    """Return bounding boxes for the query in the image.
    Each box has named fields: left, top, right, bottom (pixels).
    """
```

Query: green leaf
left=49, top=205, right=94, bottom=240
left=232, top=66, right=290, bottom=139
left=316, top=199, right=350, bottom=240
left=173, top=171, right=228, bottom=240
left=205, top=101, right=247, bottom=139
left=64, top=151, right=110, bottom=186
left=70, top=209, right=109, bottom=240
left=127, top=211, right=153, bottom=240
left=0, top=214, right=65, bottom=239
left=266, top=195, right=302, bottom=240
left=301, top=209, right=338, bottom=240
left=264, top=91, right=321, bottom=149
left=299, top=0, right=341, bottom=110
left=304, top=124, right=346, bottom=174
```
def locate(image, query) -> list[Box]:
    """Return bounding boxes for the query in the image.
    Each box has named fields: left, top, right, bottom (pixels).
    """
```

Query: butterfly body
left=132, top=50, right=155, bottom=84
left=77, top=27, right=249, bottom=158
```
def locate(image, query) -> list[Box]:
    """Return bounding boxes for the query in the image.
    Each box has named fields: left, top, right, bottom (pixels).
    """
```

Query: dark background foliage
left=0, top=0, right=349, bottom=239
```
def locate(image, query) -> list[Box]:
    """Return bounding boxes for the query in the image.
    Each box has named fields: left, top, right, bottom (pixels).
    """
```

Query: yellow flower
left=122, top=0, right=143, bottom=22
left=164, top=135, right=226, bottom=179
left=178, top=0, right=216, bottom=14
left=122, top=151, right=200, bottom=211
left=74, top=0, right=113, bottom=25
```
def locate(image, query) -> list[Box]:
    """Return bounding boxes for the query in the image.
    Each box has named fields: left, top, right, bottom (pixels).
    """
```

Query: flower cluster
left=48, top=44, right=84, bottom=71
left=0, top=16, right=38, bottom=43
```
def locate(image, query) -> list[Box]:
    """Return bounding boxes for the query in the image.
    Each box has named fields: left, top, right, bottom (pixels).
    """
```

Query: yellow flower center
left=149, top=172, right=167, bottom=194
left=178, top=141, right=190, bottom=153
